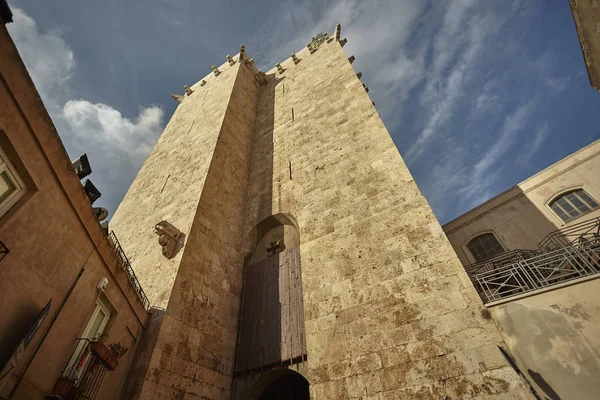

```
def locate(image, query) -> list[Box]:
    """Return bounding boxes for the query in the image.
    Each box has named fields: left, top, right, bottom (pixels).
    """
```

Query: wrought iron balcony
left=464, top=249, right=541, bottom=277
left=538, top=216, right=600, bottom=250
left=473, top=241, right=600, bottom=303
left=49, top=339, right=118, bottom=400
left=466, top=216, right=600, bottom=304
left=108, top=231, right=150, bottom=310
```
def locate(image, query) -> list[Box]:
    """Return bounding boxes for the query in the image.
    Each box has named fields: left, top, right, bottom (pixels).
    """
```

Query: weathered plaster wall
left=241, top=40, right=530, bottom=399
left=569, top=0, right=600, bottom=91
left=444, top=139, right=600, bottom=266
left=489, top=277, right=600, bottom=400
left=0, top=22, right=147, bottom=400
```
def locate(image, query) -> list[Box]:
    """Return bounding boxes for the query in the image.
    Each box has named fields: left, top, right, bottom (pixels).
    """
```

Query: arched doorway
left=258, top=373, right=309, bottom=400
left=235, top=214, right=307, bottom=374
left=246, top=369, right=309, bottom=400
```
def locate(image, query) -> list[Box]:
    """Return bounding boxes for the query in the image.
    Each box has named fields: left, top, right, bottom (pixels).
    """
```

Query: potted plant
left=90, top=335, right=119, bottom=371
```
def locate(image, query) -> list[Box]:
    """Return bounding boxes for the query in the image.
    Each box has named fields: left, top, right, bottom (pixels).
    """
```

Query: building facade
left=443, top=139, right=600, bottom=399
left=0, top=6, right=149, bottom=400
left=110, top=27, right=531, bottom=399
left=569, top=0, right=600, bottom=92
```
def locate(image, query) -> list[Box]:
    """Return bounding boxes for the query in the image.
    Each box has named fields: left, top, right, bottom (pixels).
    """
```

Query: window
left=0, top=145, right=26, bottom=218
left=467, top=233, right=504, bottom=263
left=550, top=189, right=599, bottom=223
left=65, top=300, right=112, bottom=380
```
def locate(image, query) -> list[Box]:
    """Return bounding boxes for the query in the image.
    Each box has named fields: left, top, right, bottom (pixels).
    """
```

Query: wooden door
left=235, top=247, right=306, bottom=373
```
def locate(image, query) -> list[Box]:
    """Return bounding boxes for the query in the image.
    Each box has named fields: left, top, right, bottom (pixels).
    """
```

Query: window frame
left=548, top=188, right=599, bottom=224
left=64, top=298, right=114, bottom=381
left=0, top=144, right=26, bottom=218
left=464, top=231, right=506, bottom=264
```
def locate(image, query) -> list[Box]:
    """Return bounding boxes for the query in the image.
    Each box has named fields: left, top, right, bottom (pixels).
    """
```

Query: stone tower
left=111, top=26, right=531, bottom=399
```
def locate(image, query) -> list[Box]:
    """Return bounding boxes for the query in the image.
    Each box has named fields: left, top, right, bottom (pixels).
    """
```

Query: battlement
left=171, top=24, right=366, bottom=103
left=171, top=45, right=259, bottom=103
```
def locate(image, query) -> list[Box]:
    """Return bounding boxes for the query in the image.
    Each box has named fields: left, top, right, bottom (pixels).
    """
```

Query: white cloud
left=7, top=8, right=164, bottom=216
left=248, top=0, right=572, bottom=223
left=62, top=100, right=163, bottom=175
left=517, top=121, right=549, bottom=166
left=7, top=8, right=75, bottom=103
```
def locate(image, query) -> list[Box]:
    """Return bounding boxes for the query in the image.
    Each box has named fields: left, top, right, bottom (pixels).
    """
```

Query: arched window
left=549, top=189, right=599, bottom=223
left=467, top=233, right=504, bottom=263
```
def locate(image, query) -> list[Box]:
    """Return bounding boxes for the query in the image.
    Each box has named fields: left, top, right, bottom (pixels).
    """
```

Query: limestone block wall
left=569, top=0, right=600, bottom=91
left=110, top=56, right=245, bottom=308
left=242, top=40, right=532, bottom=398
left=116, top=57, right=261, bottom=398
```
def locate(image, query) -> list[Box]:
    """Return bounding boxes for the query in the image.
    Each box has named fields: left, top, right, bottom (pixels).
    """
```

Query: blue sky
left=7, top=0, right=600, bottom=224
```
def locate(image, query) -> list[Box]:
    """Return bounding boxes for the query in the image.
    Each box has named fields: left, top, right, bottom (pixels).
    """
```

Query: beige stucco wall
left=0, top=22, right=147, bottom=399
left=489, top=277, right=600, bottom=400
left=444, top=139, right=600, bottom=266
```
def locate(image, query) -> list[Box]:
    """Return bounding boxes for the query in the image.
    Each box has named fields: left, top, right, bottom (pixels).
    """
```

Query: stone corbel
left=356, top=72, right=363, bottom=79
left=171, top=94, right=184, bottom=104
left=240, top=45, right=246, bottom=61
left=348, top=55, right=355, bottom=64
left=334, top=24, right=341, bottom=41
left=184, top=85, right=194, bottom=95
left=226, top=55, right=236, bottom=66
left=276, top=63, right=285, bottom=74
left=155, top=221, right=183, bottom=259
left=307, top=43, right=316, bottom=54
left=211, top=65, right=221, bottom=76
left=200, top=79, right=207, bottom=87
left=291, top=53, right=301, bottom=65
left=245, top=58, right=255, bottom=67
left=363, top=83, right=369, bottom=93
left=340, top=38, right=348, bottom=47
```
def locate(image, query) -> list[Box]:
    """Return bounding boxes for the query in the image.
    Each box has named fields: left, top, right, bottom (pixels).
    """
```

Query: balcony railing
left=49, top=339, right=118, bottom=400
left=464, top=249, right=541, bottom=277
left=538, top=216, right=600, bottom=250
left=473, top=241, right=600, bottom=303
left=108, top=231, right=150, bottom=310
left=466, top=216, right=600, bottom=304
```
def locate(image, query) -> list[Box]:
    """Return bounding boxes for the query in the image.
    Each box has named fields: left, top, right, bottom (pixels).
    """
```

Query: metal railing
left=466, top=216, right=600, bottom=303
left=108, top=231, right=150, bottom=310
left=473, top=240, right=600, bottom=303
left=464, top=249, right=540, bottom=277
left=54, top=339, right=116, bottom=400
left=539, top=216, right=600, bottom=250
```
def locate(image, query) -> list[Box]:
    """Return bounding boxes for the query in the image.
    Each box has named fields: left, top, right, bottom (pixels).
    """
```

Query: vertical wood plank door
left=235, top=247, right=307, bottom=373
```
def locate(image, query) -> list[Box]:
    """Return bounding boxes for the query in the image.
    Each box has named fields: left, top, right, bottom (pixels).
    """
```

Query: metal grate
left=56, top=339, right=116, bottom=400
left=538, top=216, right=600, bottom=250
left=108, top=231, right=150, bottom=310
left=464, top=249, right=540, bottom=277
left=474, top=241, right=600, bottom=303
